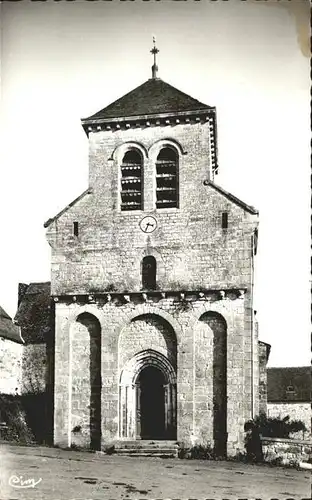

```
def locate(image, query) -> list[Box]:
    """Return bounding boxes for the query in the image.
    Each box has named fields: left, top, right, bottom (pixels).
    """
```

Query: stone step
left=117, top=447, right=178, bottom=453
left=117, top=451, right=177, bottom=458
left=114, top=440, right=178, bottom=449
left=116, top=444, right=178, bottom=450
left=116, top=449, right=178, bottom=458
left=112, top=440, right=179, bottom=457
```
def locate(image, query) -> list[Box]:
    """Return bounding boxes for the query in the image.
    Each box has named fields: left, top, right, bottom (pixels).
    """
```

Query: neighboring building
left=267, top=367, right=311, bottom=439
left=14, top=282, right=54, bottom=395
left=0, top=289, right=54, bottom=444
left=43, top=43, right=267, bottom=456
left=0, top=284, right=53, bottom=397
left=0, top=306, right=23, bottom=395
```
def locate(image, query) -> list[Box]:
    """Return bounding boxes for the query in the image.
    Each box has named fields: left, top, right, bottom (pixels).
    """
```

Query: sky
left=0, top=0, right=310, bottom=367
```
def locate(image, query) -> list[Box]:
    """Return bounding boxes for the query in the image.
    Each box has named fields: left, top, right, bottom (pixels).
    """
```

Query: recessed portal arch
left=119, top=349, right=177, bottom=440
left=118, top=313, right=177, bottom=371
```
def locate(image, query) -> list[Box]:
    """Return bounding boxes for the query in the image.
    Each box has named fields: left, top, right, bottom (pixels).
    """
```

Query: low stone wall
left=261, top=436, right=312, bottom=466
left=0, top=340, right=47, bottom=396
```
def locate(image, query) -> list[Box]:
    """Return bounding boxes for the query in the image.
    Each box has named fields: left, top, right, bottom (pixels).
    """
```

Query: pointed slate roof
left=82, top=78, right=213, bottom=123
left=0, top=305, right=23, bottom=344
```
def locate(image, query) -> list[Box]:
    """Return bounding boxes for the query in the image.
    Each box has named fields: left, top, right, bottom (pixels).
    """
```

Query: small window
left=73, top=222, right=79, bottom=237
left=142, top=256, right=156, bottom=290
left=156, top=147, right=178, bottom=209
left=286, top=385, right=295, bottom=393
left=221, top=212, right=228, bottom=230
left=121, top=150, right=143, bottom=211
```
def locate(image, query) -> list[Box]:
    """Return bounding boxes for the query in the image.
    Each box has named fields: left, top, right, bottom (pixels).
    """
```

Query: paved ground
left=0, top=444, right=310, bottom=500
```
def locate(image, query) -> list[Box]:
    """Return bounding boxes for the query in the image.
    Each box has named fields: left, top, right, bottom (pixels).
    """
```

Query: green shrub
left=0, top=392, right=52, bottom=445
left=178, top=442, right=214, bottom=460
left=244, top=414, right=308, bottom=464
left=104, top=444, right=115, bottom=455
left=0, top=394, right=35, bottom=444
left=249, top=414, right=307, bottom=439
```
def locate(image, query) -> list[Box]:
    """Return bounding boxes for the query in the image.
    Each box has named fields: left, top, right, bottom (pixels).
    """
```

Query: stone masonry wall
left=46, top=122, right=257, bottom=296
left=53, top=291, right=254, bottom=455
left=0, top=338, right=23, bottom=395
left=48, top=117, right=258, bottom=456
left=118, top=314, right=177, bottom=369
left=267, top=402, right=312, bottom=439
left=0, top=340, right=46, bottom=396
left=20, top=344, right=47, bottom=394
left=261, top=436, right=312, bottom=465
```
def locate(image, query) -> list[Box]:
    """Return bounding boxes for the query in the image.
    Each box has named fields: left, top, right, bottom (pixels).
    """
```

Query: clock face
left=139, top=216, right=157, bottom=234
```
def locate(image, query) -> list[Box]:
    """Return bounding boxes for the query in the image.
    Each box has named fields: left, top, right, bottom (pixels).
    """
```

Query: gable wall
left=47, top=122, right=257, bottom=296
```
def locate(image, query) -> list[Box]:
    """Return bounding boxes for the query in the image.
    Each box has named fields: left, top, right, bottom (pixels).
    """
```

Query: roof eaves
left=81, top=107, right=215, bottom=127
left=0, top=315, right=24, bottom=344
left=206, top=181, right=259, bottom=215
left=267, top=366, right=311, bottom=372
left=44, top=188, right=93, bottom=228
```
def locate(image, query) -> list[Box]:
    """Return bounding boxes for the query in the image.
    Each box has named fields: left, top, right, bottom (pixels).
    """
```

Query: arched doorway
left=136, top=366, right=165, bottom=439
left=119, top=349, right=177, bottom=440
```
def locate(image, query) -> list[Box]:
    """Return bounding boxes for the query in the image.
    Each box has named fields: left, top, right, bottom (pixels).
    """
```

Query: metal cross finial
left=150, top=36, right=159, bottom=79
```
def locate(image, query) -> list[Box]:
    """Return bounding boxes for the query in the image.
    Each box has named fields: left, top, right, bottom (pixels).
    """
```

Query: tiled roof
left=82, top=78, right=213, bottom=122
left=14, top=282, right=52, bottom=344
left=0, top=305, right=22, bottom=344
left=267, top=367, right=311, bottom=403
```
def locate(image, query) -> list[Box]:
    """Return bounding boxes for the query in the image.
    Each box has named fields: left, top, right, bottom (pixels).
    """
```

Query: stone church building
left=44, top=45, right=267, bottom=456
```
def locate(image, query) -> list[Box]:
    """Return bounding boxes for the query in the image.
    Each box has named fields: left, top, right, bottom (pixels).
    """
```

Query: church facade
left=45, top=47, right=261, bottom=456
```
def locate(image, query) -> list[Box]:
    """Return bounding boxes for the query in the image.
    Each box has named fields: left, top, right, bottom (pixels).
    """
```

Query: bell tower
left=45, top=44, right=259, bottom=456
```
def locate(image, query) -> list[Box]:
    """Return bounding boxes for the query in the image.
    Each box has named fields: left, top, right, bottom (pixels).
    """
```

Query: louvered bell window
left=121, top=150, right=143, bottom=211
left=156, top=147, right=178, bottom=209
